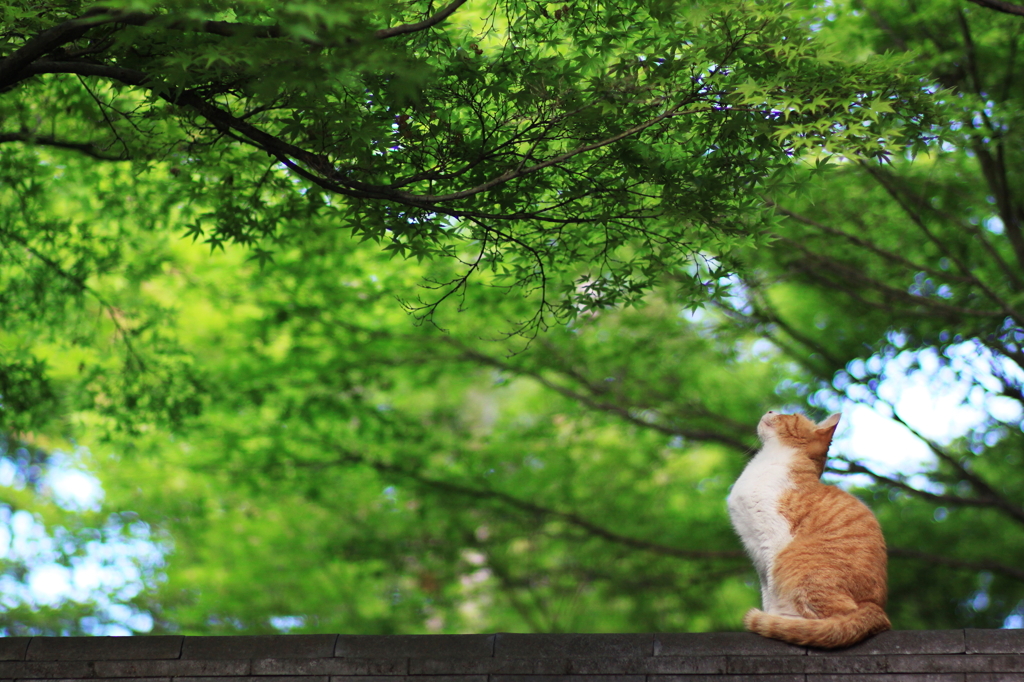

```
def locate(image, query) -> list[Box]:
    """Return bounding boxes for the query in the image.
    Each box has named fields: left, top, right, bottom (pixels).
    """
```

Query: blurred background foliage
left=1, top=0, right=1024, bottom=635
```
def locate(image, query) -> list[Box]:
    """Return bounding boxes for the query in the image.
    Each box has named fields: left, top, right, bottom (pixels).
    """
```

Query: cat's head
left=758, top=411, right=840, bottom=473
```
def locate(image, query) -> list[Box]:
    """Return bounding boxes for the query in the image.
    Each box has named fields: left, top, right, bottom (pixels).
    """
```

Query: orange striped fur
left=728, top=412, right=890, bottom=649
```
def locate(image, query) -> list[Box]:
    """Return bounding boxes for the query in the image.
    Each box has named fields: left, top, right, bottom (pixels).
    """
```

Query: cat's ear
left=817, top=413, right=841, bottom=435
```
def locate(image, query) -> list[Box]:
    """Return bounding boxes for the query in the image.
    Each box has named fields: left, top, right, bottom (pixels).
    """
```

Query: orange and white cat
left=727, top=411, right=890, bottom=648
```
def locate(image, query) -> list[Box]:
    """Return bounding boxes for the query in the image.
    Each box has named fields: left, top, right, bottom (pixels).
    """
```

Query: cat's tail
left=743, top=603, right=890, bottom=649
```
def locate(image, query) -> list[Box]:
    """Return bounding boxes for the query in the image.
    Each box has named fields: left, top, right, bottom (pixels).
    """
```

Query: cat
left=726, top=410, right=890, bottom=648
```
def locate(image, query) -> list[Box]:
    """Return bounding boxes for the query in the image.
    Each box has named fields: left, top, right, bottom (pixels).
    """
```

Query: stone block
left=807, top=630, right=966, bottom=656
left=174, top=677, right=270, bottom=682
left=207, top=677, right=325, bottom=682
left=27, top=637, right=183, bottom=661
left=16, top=677, right=168, bottom=682
left=409, top=658, right=552, bottom=675
left=494, top=634, right=653, bottom=658
left=489, top=675, right=645, bottom=682
left=0, top=639, right=30, bottom=661
left=651, top=671, right=802, bottom=675
left=561, top=658, right=648, bottom=675
left=654, top=632, right=805, bottom=657
left=94, top=659, right=250, bottom=677
left=0, top=661, right=94, bottom=678
left=330, top=676, right=487, bottom=682
left=804, top=655, right=890, bottom=674
left=409, top=655, right=726, bottom=676
left=182, top=635, right=337, bottom=661
left=414, top=659, right=521, bottom=675
left=725, top=655, right=806, bottom=674
left=335, top=636, right=492, bottom=659
left=888, top=655, right=1024, bottom=674
left=253, top=658, right=406, bottom=676
left=641, top=656, right=727, bottom=675
left=177, top=677, right=320, bottom=682
left=965, top=630, right=1024, bottom=654
left=802, top=671, right=962, bottom=675
left=569, top=656, right=725, bottom=675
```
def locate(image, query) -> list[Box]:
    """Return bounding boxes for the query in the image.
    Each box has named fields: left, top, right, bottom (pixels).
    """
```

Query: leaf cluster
left=1, top=0, right=946, bottom=331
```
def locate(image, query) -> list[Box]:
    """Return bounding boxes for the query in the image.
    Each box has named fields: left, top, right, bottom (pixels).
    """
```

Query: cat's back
left=777, top=481, right=888, bottom=603
left=782, top=482, right=885, bottom=545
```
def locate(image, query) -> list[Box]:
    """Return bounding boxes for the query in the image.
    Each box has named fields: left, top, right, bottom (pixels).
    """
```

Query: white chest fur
left=727, top=439, right=796, bottom=611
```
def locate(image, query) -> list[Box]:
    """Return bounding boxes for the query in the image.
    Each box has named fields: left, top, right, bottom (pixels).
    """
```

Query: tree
left=5, top=0, right=1024, bottom=637
left=1, top=0, right=938, bottom=333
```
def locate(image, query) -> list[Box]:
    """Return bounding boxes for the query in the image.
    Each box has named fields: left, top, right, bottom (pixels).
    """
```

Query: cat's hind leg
left=760, top=577, right=805, bottom=618
left=790, top=582, right=859, bottom=620
left=768, top=591, right=810, bottom=619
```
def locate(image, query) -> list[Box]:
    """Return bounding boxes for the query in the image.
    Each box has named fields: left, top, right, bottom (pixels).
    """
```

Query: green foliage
left=1, top=0, right=942, bottom=332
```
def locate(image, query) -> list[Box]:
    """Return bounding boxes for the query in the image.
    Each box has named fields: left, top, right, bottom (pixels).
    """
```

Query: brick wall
left=1, top=631, right=1022, bottom=682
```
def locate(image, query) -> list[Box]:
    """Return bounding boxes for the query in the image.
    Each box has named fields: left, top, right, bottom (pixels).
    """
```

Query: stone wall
left=1, top=631, right=1022, bottom=682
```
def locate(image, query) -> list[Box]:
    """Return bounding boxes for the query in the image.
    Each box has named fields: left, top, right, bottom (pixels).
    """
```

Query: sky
left=0, top=452, right=158, bottom=636
left=838, top=342, right=1023, bottom=479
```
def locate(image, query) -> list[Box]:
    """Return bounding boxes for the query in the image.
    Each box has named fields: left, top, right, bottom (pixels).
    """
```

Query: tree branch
left=0, top=132, right=126, bottom=161
left=18, top=60, right=331, bottom=169
left=298, top=442, right=745, bottom=562
left=0, top=226, right=144, bottom=369
left=405, top=96, right=704, bottom=204
left=13, top=59, right=708, bottom=228
left=1, top=0, right=470, bottom=91
left=832, top=457, right=1024, bottom=525
left=0, top=7, right=118, bottom=90
left=889, top=546, right=1024, bottom=582
left=766, top=199, right=976, bottom=286
left=374, top=0, right=470, bottom=39
left=772, top=233, right=1005, bottom=319
left=885, top=409, right=1024, bottom=525
left=111, top=2, right=469, bottom=42
left=740, top=275, right=857, bottom=370
left=862, top=164, right=1024, bottom=324
left=449, top=343, right=754, bottom=452
left=967, top=0, right=1024, bottom=17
